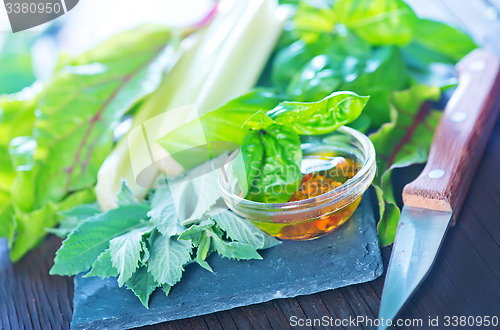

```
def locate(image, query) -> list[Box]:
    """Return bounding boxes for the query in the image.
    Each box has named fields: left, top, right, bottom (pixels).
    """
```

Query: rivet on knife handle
left=403, top=49, right=500, bottom=222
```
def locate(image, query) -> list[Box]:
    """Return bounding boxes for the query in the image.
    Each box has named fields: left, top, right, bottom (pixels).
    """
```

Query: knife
left=378, top=49, right=500, bottom=328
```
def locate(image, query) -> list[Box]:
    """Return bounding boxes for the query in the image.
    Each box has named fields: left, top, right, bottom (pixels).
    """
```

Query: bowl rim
left=218, top=126, right=376, bottom=211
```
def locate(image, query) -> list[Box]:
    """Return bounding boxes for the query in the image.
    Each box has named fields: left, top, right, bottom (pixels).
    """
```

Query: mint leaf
left=110, top=227, right=152, bottom=286
left=85, top=249, right=118, bottom=278
left=210, top=208, right=281, bottom=249
left=148, top=187, right=183, bottom=236
left=178, top=218, right=215, bottom=245
left=195, top=232, right=213, bottom=272
left=208, top=228, right=262, bottom=261
left=50, top=204, right=149, bottom=275
left=125, top=266, right=158, bottom=308
left=116, top=181, right=140, bottom=206
left=147, top=230, right=193, bottom=286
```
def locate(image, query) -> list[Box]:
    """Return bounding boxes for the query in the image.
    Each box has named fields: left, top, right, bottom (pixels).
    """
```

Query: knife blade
left=378, top=49, right=500, bottom=328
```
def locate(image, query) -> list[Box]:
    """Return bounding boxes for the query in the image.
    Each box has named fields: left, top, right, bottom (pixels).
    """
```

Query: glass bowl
left=218, top=126, right=376, bottom=240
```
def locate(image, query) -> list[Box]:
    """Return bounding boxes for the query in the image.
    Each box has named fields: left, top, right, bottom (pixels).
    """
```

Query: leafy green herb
left=0, top=25, right=180, bottom=261
left=50, top=204, right=150, bottom=275
left=158, top=89, right=283, bottom=169
left=268, top=91, right=370, bottom=135
left=334, top=0, right=418, bottom=46
left=51, top=180, right=278, bottom=307
left=269, top=0, right=476, bottom=243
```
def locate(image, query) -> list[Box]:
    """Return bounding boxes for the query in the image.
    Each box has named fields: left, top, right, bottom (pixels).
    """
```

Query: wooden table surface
left=1, top=0, right=500, bottom=329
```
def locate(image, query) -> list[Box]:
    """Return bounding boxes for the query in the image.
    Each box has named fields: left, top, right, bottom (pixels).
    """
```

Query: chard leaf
left=178, top=219, right=215, bottom=245
left=172, top=169, right=222, bottom=226
left=208, top=228, right=262, bottom=261
left=147, top=230, right=193, bottom=287
left=24, top=25, right=176, bottom=209
left=125, top=266, right=158, bottom=308
left=158, top=89, right=282, bottom=170
left=85, top=249, right=119, bottom=278
left=267, top=91, right=369, bottom=135
left=334, top=0, right=417, bottom=46
left=116, top=181, right=141, bottom=206
left=370, top=84, right=441, bottom=245
left=110, top=227, right=152, bottom=286
left=50, top=204, right=150, bottom=275
left=402, top=19, right=477, bottom=69
left=210, top=208, right=281, bottom=249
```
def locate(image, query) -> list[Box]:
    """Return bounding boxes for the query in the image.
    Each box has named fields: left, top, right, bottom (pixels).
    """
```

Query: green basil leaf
left=267, top=91, right=369, bottom=135
left=125, top=266, right=159, bottom=308
left=334, top=0, right=417, bottom=46
left=110, top=227, right=152, bottom=287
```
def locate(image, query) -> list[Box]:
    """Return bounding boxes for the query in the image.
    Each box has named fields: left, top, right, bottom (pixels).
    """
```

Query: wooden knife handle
left=403, top=49, right=500, bottom=223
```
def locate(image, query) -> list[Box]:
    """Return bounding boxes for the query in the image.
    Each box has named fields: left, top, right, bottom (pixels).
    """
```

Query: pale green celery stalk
left=96, top=0, right=288, bottom=210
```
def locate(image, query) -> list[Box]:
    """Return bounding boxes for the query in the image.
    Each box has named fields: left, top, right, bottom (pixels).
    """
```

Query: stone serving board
left=71, top=193, right=383, bottom=329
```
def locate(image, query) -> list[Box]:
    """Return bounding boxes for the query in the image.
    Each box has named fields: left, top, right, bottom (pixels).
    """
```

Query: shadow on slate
left=71, top=193, right=383, bottom=330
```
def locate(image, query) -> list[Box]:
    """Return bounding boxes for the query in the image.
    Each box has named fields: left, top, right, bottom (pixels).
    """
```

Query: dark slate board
left=71, top=193, right=383, bottom=330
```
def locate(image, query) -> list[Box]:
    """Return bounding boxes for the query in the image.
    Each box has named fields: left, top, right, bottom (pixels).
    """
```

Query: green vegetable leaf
left=293, top=0, right=336, bottom=43
left=171, top=169, right=222, bottom=226
left=208, top=228, right=262, bottom=261
left=401, top=19, right=477, bottom=86
left=194, top=231, right=214, bottom=272
left=402, top=19, right=477, bottom=68
left=47, top=203, right=101, bottom=238
left=50, top=204, right=150, bottom=275
left=125, top=266, right=158, bottom=308
left=10, top=188, right=96, bottom=261
left=158, top=89, right=282, bottom=170
left=148, top=187, right=184, bottom=236
left=110, top=227, right=152, bottom=286
left=178, top=219, right=215, bottom=245
left=210, top=208, right=281, bottom=249
left=147, top=230, right=193, bottom=287
left=116, top=181, right=141, bottom=206
left=29, top=25, right=176, bottom=208
left=242, top=110, right=276, bottom=130
left=0, top=35, right=36, bottom=94
left=267, top=91, right=369, bottom=135
left=85, top=249, right=119, bottom=278
left=334, top=0, right=417, bottom=46
left=370, top=84, right=441, bottom=245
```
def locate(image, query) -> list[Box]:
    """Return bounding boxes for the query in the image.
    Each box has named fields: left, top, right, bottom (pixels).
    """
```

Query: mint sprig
left=50, top=176, right=281, bottom=307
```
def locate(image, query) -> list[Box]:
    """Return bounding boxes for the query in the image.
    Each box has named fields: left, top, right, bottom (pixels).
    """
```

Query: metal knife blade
left=378, top=207, right=451, bottom=325
left=378, top=49, right=500, bottom=329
